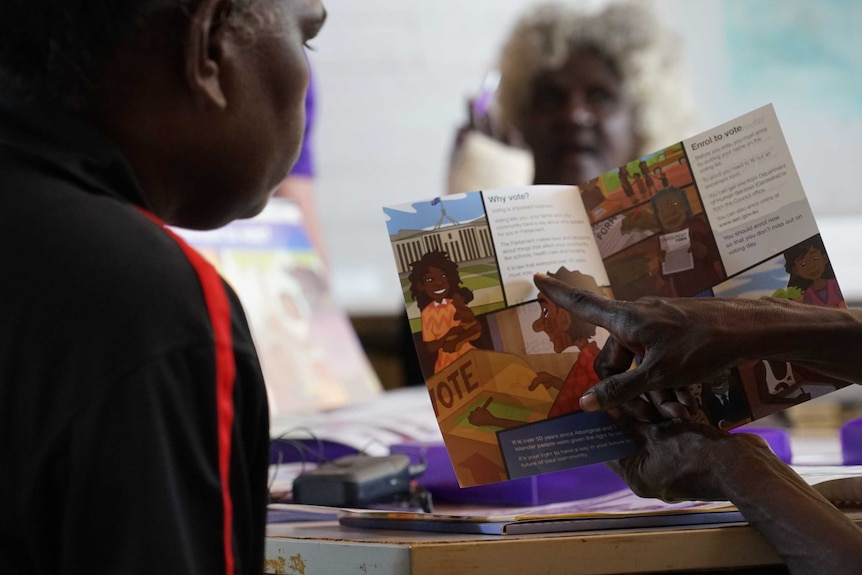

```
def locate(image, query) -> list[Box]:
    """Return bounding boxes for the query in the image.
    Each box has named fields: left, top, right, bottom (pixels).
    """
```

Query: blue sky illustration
left=714, top=256, right=790, bottom=299
left=384, top=193, right=487, bottom=236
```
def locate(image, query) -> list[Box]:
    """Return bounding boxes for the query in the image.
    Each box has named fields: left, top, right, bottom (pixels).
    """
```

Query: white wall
left=309, top=0, right=862, bottom=315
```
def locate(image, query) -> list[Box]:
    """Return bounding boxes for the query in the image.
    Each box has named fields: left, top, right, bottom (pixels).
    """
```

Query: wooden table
left=265, top=515, right=861, bottom=575
left=265, top=412, right=862, bottom=574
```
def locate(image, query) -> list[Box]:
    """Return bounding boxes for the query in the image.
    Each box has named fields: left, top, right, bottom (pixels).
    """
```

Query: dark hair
left=0, top=0, right=257, bottom=106
left=0, top=1, right=162, bottom=104
left=407, top=250, right=474, bottom=310
left=651, top=186, right=692, bottom=230
left=784, top=235, right=835, bottom=289
left=546, top=266, right=599, bottom=341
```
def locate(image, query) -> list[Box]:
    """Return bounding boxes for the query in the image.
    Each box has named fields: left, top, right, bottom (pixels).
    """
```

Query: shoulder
left=4, top=180, right=227, bottom=359
left=61, top=195, right=204, bottom=313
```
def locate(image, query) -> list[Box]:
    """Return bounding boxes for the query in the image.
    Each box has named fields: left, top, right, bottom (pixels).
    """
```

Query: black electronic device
left=292, top=454, right=425, bottom=508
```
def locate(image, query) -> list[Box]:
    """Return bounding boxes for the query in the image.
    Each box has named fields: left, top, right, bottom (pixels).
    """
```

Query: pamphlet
left=383, top=104, right=851, bottom=487
left=338, top=488, right=743, bottom=535
left=335, top=465, right=862, bottom=535
left=173, top=199, right=382, bottom=417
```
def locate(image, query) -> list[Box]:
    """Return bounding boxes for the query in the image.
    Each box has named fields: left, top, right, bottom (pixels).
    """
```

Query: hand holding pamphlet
left=384, top=104, right=851, bottom=488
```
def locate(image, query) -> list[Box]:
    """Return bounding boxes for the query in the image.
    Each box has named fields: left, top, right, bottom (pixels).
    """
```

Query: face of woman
left=521, top=48, right=638, bottom=187
left=792, top=246, right=828, bottom=281
left=532, top=292, right=573, bottom=353
left=655, top=193, right=689, bottom=232
left=421, top=266, right=452, bottom=303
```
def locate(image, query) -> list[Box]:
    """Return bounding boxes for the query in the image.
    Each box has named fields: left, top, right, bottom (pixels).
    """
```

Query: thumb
left=580, top=367, right=650, bottom=412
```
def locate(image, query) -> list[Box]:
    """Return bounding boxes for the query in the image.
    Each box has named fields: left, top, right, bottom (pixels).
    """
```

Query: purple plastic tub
left=390, top=441, right=627, bottom=506
left=841, top=417, right=862, bottom=465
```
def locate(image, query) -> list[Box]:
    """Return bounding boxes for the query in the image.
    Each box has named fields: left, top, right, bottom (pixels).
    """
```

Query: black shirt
left=0, top=96, right=270, bottom=574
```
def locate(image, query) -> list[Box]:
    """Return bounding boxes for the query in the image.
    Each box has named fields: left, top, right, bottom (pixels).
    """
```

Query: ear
left=554, top=304, right=572, bottom=333
left=184, top=0, right=234, bottom=109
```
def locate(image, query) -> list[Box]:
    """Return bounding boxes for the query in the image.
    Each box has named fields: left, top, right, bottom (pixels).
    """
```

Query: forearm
left=714, top=441, right=862, bottom=574
left=712, top=298, right=862, bottom=384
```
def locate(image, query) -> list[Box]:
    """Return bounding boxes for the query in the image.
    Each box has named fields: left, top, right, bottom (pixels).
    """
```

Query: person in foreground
left=0, top=0, right=325, bottom=573
left=534, top=274, right=862, bottom=574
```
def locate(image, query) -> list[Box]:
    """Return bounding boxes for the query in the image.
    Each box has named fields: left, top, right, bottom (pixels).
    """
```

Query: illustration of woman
left=653, top=186, right=724, bottom=296
left=529, top=268, right=603, bottom=417
left=408, top=250, right=481, bottom=373
left=783, top=236, right=846, bottom=308
left=469, top=268, right=603, bottom=428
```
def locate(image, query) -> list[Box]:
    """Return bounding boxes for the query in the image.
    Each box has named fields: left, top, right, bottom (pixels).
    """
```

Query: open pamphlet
left=383, top=104, right=852, bottom=488
left=337, top=487, right=744, bottom=535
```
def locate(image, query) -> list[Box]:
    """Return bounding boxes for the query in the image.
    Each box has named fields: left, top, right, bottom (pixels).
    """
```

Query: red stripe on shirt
left=137, top=208, right=237, bottom=575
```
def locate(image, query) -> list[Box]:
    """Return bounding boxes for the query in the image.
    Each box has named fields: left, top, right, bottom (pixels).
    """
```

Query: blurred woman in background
left=448, top=1, right=696, bottom=192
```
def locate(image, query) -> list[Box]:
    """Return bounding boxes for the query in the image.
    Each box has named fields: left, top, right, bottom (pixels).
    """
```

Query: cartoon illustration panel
left=711, top=238, right=849, bottom=421
left=385, top=193, right=507, bottom=327
left=713, top=233, right=846, bottom=308
left=599, top=185, right=727, bottom=299
left=416, top=267, right=638, bottom=486
left=581, top=142, right=694, bottom=225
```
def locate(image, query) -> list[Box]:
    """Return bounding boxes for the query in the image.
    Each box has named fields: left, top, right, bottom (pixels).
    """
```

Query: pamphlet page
left=580, top=103, right=850, bottom=427
left=385, top=186, right=637, bottom=487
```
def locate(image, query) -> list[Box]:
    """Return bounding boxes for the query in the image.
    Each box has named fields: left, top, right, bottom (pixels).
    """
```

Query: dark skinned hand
left=534, top=272, right=862, bottom=413
left=534, top=273, right=765, bottom=414
left=609, top=410, right=862, bottom=575
left=609, top=416, right=771, bottom=502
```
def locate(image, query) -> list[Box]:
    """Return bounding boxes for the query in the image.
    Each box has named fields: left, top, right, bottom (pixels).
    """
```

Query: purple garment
left=289, top=64, right=316, bottom=178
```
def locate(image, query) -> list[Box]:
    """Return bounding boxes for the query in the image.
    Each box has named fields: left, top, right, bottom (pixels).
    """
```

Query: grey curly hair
left=496, top=1, right=696, bottom=155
